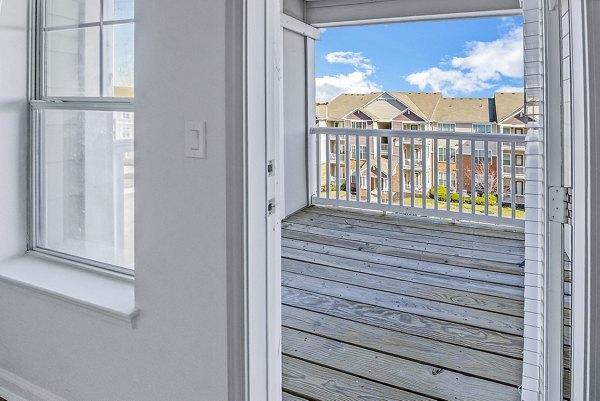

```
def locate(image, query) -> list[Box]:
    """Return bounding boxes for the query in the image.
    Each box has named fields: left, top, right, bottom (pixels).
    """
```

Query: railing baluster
left=399, top=136, right=404, bottom=207
left=388, top=135, right=392, bottom=206
left=367, top=136, right=372, bottom=203
left=346, top=134, right=350, bottom=202
left=471, top=139, right=475, bottom=215
left=336, top=134, right=341, bottom=201
left=355, top=134, right=360, bottom=203
left=316, top=132, right=321, bottom=199
left=410, top=138, right=415, bottom=208
left=377, top=136, right=382, bottom=205
left=446, top=138, right=450, bottom=211
left=511, top=142, right=516, bottom=219
left=458, top=139, right=463, bottom=213
left=497, top=140, right=503, bottom=219
left=326, top=133, right=330, bottom=200
left=422, top=135, right=427, bottom=209
left=434, top=138, right=438, bottom=209
left=484, top=140, right=489, bottom=215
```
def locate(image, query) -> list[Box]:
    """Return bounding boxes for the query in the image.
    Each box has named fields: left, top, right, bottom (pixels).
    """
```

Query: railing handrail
left=311, top=127, right=526, bottom=143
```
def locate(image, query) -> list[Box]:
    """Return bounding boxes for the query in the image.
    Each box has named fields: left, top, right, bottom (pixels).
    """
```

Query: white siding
left=522, top=0, right=546, bottom=399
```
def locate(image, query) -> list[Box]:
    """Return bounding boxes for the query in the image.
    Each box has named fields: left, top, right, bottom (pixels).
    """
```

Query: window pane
left=104, top=0, right=134, bottom=21
left=45, top=0, right=100, bottom=27
left=37, top=109, right=134, bottom=269
left=46, top=27, right=100, bottom=97
left=103, top=23, right=135, bottom=96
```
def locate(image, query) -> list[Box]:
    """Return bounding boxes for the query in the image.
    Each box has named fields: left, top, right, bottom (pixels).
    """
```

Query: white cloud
left=497, top=85, right=524, bottom=93
left=405, top=27, right=523, bottom=96
left=316, top=52, right=382, bottom=102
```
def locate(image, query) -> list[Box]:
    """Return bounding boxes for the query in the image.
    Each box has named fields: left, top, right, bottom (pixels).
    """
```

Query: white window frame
left=351, top=120, right=368, bottom=129
left=438, top=122, right=456, bottom=132
left=359, top=145, right=367, bottom=160
left=29, top=0, right=135, bottom=276
left=472, top=123, right=492, bottom=133
left=359, top=175, right=367, bottom=189
left=438, top=147, right=456, bottom=163
left=381, top=177, right=389, bottom=192
left=474, top=149, right=493, bottom=165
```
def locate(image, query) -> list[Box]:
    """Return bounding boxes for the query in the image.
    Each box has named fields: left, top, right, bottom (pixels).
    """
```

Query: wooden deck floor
left=281, top=206, right=526, bottom=401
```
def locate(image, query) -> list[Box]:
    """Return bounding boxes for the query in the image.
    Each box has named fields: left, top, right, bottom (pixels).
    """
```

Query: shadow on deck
left=281, top=205, right=525, bottom=401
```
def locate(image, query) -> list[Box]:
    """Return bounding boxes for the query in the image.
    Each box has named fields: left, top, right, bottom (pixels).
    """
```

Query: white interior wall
left=0, top=1, right=231, bottom=400
left=0, top=0, right=29, bottom=262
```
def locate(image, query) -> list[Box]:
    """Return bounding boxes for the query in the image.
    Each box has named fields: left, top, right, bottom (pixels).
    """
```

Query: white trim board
left=280, top=13, right=320, bottom=40
left=0, top=367, right=67, bottom=401
left=305, top=0, right=522, bottom=27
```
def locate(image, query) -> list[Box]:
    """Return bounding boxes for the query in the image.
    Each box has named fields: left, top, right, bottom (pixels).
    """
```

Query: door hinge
left=549, top=186, right=572, bottom=224
left=267, top=198, right=276, bottom=216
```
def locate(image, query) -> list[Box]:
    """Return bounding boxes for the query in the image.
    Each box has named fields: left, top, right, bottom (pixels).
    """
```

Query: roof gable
left=326, top=92, right=381, bottom=119
left=494, top=92, right=525, bottom=122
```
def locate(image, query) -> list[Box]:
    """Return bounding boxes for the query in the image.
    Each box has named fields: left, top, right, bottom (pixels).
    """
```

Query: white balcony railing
left=314, top=127, right=526, bottom=226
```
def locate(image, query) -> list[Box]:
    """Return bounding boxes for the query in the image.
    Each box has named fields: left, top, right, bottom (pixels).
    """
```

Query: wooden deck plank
left=283, top=221, right=524, bottom=265
left=288, top=212, right=525, bottom=256
left=283, top=271, right=524, bottom=335
left=282, top=356, right=434, bottom=401
left=281, top=206, right=525, bottom=400
left=283, top=327, right=521, bottom=401
left=283, top=238, right=524, bottom=287
left=282, top=286, right=524, bottom=359
left=282, top=305, right=523, bottom=386
left=302, top=206, right=525, bottom=239
left=283, top=246, right=524, bottom=300
left=282, top=258, right=524, bottom=317
left=300, top=208, right=525, bottom=246
left=282, top=229, right=524, bottom=275
left=282, top=391, right=308, bottom=401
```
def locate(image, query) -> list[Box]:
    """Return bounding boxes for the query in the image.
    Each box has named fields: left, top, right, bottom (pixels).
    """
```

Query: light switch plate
left=185, top=121, right=207, bottom=158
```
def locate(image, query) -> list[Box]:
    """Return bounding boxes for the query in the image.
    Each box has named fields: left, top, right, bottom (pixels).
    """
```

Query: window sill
left=0, top=253, right=139, bottom=328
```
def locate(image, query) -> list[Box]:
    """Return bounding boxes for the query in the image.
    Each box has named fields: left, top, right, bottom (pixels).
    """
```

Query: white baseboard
left=0, top=367, right=66, bottom=401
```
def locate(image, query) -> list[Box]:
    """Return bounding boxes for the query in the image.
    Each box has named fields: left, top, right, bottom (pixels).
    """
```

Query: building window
left=438, top=172, right=456, bottom=188
left=360, top=175, right=367, bottom=189
left=381, top=178, right=389, bottom=192
left=351, top=121, right=368, bottom=129
left=410, top=124, right=419, bottom=131
left=438, top=147, right=456, bottom=163
left=359, top=145, right=367, bottom=160
left=30, top=0, right=135, bottom=272
left=350, top=145, right=356, bottom=159
left=333, top=121, right=342, bottom=128
left=503, top=152, right=512, bottom=165
left=516, top=154, right=524, bottom=166
left=474, top=150, right=493, bottom=164
left=438, top=123, right=456, bottom=132
left=502, top=127, right=511, bottom=134
left=472, top=124, right=492, bottom=133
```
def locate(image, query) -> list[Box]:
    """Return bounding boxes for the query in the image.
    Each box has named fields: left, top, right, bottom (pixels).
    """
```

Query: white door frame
left=230, top=1, right=597, bottom=400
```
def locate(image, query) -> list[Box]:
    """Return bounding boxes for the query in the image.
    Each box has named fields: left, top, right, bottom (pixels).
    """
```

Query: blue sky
left=315, top=16, right=524, bottom=102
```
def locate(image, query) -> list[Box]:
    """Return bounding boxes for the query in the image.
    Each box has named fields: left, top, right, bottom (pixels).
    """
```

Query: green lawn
left=319, top=191, right=525, bottom=219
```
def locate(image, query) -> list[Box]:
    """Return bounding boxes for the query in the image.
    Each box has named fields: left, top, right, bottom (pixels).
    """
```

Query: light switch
left=185, top=121, right=207, bottom=158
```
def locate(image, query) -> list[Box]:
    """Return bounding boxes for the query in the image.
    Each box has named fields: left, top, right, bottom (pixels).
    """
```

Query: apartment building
left=317, top=91, right=527, bottom=204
